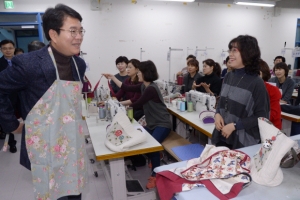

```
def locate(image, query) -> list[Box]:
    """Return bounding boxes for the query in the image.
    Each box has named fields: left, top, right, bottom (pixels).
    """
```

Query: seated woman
left=115, top=59, right=143, bottom=121
left=103, top=60, right=171, bottom=189
left=259, top=59, right=282, bottom=129
left=221, top=56, right=233, bottom=78
left=193, top=59, right=222, bottom=96
left=110, top=56, right=129, bottom=95
left=269, top=62, right=295, bottom=104
left=180, top=59, right=202, bottom=94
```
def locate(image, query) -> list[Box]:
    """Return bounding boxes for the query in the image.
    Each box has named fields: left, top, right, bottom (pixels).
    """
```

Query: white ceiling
left=194, top=0, right=300, bottom=9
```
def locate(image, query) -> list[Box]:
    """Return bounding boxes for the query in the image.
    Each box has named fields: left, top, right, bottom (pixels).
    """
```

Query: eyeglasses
left=59, top=29, right=86, bottom=37
left=1, top=47, right=14, bottom=51
left=227, top=48, right=239, bottom=54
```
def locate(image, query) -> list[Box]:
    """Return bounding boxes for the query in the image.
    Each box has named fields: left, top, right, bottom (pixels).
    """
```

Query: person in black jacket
left=194, top=59, right=222, bottom=96
left=0, top=39, right=17, bottom=153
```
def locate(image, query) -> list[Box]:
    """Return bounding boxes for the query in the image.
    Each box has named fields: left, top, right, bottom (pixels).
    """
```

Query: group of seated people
left=99, top=35, right=299, bottom=189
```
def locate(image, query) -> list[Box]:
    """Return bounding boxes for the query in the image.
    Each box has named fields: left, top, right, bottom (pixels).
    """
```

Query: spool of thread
left=177, top=100, right=182, bottom=110
left=177, top=76, right=183, bottom=85
left=127, top=107, right=133, bottom=121
left=99, top=106, right=106, bottom=119
left=187, top=102, right=193, bottom=112
left=180, top=101, right=186, bottom=112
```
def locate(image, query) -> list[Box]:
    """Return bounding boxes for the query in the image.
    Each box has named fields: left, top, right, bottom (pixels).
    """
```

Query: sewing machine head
left=154, top=80, right=169, bottom=97
left=187, top=90, right=216, bottom=112
left=105, top=99, right=126, bottom=121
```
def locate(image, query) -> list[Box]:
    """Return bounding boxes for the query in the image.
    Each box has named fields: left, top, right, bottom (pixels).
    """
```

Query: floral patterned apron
left=25, top=47, right=88, bottom=200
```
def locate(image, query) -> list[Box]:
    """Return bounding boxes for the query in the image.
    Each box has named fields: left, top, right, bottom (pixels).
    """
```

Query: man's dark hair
left=186, top=54, right=196, bottom=60
left=274, top=62, right=289, bottom=77
left=0, top=39, right=15, bottom=48
left=28, top=41, right=46, bottom=52
left=138, top=60, right=159, bottom=82
left=14, top=48, right=24, bottom=55
left=274, top=56, right=285, bottom=63
left=228, top=35, right=261, bottom=75
left=187, top=59, right=199, bottom=73
left=42, top=4, right=82, bottom=41
left=128, top=59, right=140, bottom=84
left=115, top=56, right=128, bottom=65
left=259, top=59, right=271, bottom=81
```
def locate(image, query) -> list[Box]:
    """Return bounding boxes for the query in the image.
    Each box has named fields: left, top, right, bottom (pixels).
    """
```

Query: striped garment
left=212, top=68, right=270, bottom=149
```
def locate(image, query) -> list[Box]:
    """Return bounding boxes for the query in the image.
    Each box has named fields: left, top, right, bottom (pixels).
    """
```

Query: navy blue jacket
left=0, top=46, right=86, bottom=169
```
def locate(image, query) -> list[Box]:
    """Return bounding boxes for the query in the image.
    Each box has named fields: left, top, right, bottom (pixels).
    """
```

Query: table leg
left=110, top=158, right=127, bottom=200
left=282, top=118, right=292, bottom=137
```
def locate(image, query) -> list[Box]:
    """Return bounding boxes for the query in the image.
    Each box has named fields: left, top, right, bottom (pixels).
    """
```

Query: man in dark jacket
left=0, top=39, right=17, bottom=153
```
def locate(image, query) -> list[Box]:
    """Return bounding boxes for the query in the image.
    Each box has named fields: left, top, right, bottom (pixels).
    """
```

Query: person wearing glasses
left=0, top=39, right=18, bottom=153
left=109, top=56, right=129, bottom=96
left=213, top=35, right=269, bottom=149
left=0, top=4, right=88, bottom=200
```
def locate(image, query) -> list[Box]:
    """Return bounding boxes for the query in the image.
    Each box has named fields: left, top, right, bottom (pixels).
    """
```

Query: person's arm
left=209, top=78, right=222, bottom=96
left=115, top=88, right=125, bottom=101
left=269, top=87, right=281, bottom=124
left=110, top=79, right=119, bottom=94
left=281, top=79, right=295, bottom=103
left=0, top=56, right=27, bottom=133
left=296, top=88, right=300, bottom=105
left=130, top=86, right=159, bottom=109
left=120, top=99, right=132, bottom=106
left=129, top=88, right=142, bottom=103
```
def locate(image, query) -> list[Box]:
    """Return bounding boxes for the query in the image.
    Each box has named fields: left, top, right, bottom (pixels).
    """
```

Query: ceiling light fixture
left=154, top=0, right=195, bottom=2
left=234, top=1, right=276, bottom=7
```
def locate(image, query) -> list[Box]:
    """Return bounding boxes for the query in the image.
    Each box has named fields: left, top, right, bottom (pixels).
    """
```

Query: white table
left=85, top=115, right=163, bottom=200
left=167, top=106, right=214, bottom=142
left=281, top=112, right=300, bottom=136
left=154, top=135, right=300, bottom=200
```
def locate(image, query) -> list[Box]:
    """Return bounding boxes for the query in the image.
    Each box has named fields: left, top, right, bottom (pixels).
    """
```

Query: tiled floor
left=0, top=133, right=156, bottom=200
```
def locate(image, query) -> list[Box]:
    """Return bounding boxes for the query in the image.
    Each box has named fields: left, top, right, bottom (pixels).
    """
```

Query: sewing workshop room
left=0, top=0, right=300, bottom=199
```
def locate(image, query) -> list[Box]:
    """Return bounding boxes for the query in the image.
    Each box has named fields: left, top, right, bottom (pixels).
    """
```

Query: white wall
left=1, top=0, right=299, bottom=87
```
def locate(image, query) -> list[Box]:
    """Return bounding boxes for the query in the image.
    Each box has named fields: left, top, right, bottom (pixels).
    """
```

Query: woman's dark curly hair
left=228, top=35, right=261, bottom=75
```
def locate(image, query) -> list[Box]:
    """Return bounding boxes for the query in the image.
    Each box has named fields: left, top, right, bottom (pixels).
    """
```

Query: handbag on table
left=105, top=111, right=147, bottom=152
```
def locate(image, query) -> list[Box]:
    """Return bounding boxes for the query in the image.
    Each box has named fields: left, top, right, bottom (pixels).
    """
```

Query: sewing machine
left=154, top=80, right=169, bottom=97
left=105, top=99, right=126, bottom=121
left=186, top=90, right=216, bottom=113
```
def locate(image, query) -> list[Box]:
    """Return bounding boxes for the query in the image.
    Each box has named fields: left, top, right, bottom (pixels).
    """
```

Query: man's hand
left=12, top=122, right=24, bottom=134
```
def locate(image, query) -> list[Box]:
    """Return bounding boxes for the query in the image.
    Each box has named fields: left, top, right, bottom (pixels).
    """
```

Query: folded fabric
left=171, top=144, right=204, bottom=161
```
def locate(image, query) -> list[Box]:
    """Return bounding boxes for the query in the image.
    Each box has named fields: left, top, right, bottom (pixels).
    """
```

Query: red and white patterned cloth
left=157, top=145, right=252, bottom=200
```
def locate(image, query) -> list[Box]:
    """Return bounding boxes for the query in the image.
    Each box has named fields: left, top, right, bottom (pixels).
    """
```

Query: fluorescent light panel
left=234, top=1, right=275, bottom=7
left=154, top=0, right=195, bottom=2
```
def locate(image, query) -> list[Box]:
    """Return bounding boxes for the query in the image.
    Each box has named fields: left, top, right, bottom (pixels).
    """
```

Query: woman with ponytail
left=193, top=59, right=222, bottom=96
